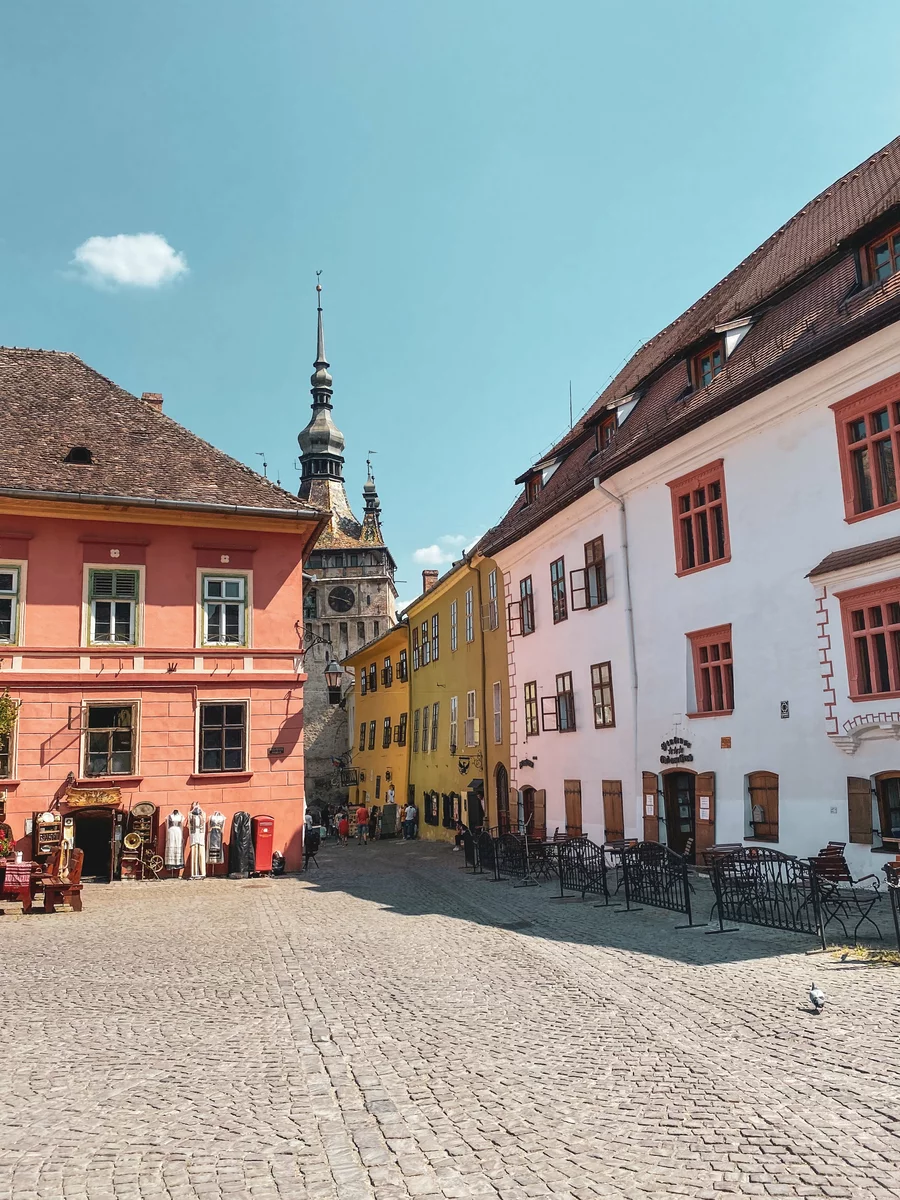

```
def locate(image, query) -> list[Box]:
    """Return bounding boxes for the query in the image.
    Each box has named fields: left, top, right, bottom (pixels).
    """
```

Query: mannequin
left=165, top=810, right=185, bottom=872
left=188, top=802, right=206, bottom=879
left=207, top=811, right=226, bottom=869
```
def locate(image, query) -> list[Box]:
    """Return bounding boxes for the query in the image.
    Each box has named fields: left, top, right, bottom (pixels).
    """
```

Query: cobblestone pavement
left=2, top=841, right=900, bottom=1200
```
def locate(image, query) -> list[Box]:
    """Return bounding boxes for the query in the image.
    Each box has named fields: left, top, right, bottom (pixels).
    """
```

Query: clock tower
left=299, top=283, right=397, bottom=814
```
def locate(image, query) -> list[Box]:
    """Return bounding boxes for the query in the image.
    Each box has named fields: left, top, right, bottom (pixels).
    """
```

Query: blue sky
left=3, top=1, right=900, bottom=604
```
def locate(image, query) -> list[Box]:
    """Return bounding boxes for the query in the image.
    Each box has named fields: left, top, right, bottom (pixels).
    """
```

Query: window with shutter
left=397, top=712, right=408, bottom=746
left=89, top=569, right=139, bottom=645
left=533, top=789, right=547, bottom=841
left=382, top=717, right=392, bottom=748
left=550, top=558, right=567, bottom=623
left=694, top=772, right=716, bottom=859
left=847, top=776, right=873, bottom=844
left=601, top=779, right=624, bottom=842
left=0, top=566, right=20, bottom=644
left=449, top=695, right=458, bottom=752
left=874, top=773, right=900, bottom=842
left=747, top=771, right=779, bottom=842
left=368, top=720, right=376, bottom=751
left=523, top=681, right=539, bottom=737
left=564, top=779, right=583, bottom=838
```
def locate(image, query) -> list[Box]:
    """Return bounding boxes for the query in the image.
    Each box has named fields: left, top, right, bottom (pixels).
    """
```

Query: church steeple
left=361, top=456, right=384, bottom=544
left=298, top=276, right=346, bottom=492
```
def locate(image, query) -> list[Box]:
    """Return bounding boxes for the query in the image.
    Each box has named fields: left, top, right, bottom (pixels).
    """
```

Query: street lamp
left=324, top=657, right=344, bottom=705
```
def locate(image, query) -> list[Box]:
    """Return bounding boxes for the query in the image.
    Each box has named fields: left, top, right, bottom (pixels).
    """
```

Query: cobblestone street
left=2, top=841, right=899, bottom=1200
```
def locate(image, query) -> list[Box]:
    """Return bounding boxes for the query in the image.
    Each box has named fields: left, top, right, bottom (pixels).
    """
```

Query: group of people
left=326, top=799, right=419, bottom=845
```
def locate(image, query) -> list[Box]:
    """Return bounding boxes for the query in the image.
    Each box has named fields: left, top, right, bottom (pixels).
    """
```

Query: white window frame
left=84, top=566, right=143, bottom=647
left=0, top=563, right=23, bottom=646
left=465, top=689, right=479, bottom=746
left=450, top=598, right=458, bottom=652
left=449, top=695, right=458, bottom=751
left=488, top=569, right=499, bottom=630
left=201, top=573, right=249, bottom=647
left=0, top=717, right=17, bottom=780
left=465, top=587, right=474, bottom=642
left=493, top=681, right=502, bottom=744
left=196, top=698, right=250, bottom=774
left=81, top=699, right=141, bottom=778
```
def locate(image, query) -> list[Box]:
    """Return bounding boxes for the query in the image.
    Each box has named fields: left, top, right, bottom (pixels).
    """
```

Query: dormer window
left=525, top=476, right=542, bottom=504
left=594, top=413, right=616, bottom=453
left=692, top=342, right=724, bottom=389
left=866, top=224, right=900, bottom=284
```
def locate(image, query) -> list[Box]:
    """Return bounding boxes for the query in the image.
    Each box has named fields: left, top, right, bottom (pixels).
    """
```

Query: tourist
left=355, top=801, right=369, bottom=845
left=404, top=800, right=417, bottom=840
left=368, top=804, right=379, bottom=841
left=337, top=811, right=350, bottom=846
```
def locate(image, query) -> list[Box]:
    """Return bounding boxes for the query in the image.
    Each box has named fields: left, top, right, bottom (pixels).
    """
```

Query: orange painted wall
left=0, top=507, right=313, bottom=872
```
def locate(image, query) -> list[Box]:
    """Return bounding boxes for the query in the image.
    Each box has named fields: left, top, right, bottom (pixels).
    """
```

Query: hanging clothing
left=207, top=812, right=225, bottom=864
left=188, top=805, right=206, bottom=846
left=228, top=811, right=254, bottom=878
left=165, top=811, right=185, bottom=870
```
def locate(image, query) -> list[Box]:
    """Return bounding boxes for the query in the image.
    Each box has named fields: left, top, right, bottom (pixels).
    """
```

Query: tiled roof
left=482, top=137, right=900, bottom=554
left=0, top=348, right=325, bottom=519
left=808, top=535, right=900, bottom=578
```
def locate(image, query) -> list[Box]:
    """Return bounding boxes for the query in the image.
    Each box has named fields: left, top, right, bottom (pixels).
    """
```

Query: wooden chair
left=42, top=848, right=84, bottom=913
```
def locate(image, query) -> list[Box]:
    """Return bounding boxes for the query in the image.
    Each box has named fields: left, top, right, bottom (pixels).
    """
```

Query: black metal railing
left=497, top=833, right=526, bottom=878
left=556, top=838, right=607, bottom=902
left=620, top=841, right=694, bottom=923
left=462, top=829, right=476, bottom=869
left=477, top=830, right=497, bottom=876
left=884, top=862, right=900, bottom=950
left=710, top=848, right=825, bottom=948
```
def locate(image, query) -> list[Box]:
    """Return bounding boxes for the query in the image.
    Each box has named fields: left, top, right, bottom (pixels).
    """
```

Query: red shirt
left=356, top=806, right=369, bottom=824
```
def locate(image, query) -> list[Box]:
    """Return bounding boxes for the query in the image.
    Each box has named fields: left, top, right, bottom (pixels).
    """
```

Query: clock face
left=328, top=585, right=355, bottom=613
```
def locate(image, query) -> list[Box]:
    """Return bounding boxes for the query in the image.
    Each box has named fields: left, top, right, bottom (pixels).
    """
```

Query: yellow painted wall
left=406, top=556, right=510, bottom=841
left=343, top=624, right=409, bottom=824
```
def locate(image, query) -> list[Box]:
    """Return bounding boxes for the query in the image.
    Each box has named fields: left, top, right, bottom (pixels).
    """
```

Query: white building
left=484, top=136, right=900, bottom=874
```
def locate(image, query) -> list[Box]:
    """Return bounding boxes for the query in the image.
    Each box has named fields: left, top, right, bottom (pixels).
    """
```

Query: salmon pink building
left=0, top=348, right=325, bottom=877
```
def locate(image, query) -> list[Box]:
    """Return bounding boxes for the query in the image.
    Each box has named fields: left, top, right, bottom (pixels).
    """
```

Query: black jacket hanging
left=228, top=811, right=254, bottom=878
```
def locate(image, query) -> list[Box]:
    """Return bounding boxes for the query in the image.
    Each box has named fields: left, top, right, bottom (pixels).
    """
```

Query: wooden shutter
left=642, top=771, right=660, bottom=842
left=848, top=776, right=873, bottom=845
left=564, top=779, right=583, bottom=837
left=509, top=787, right=520, bottom=832
left=569, top=568, right=588, bottom=611
left=533, top=789, right=547, bottom=840
left=748, top=771, right=779, bottom=842
left=694, top=771, right=715, bottom=858
left=602, top=779, right=624, bottom=842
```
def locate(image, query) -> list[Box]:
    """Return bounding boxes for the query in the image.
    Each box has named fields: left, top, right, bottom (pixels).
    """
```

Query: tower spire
left=298, top=273, right=345, bottom=494
left=309, top=271, right=333, bottom=406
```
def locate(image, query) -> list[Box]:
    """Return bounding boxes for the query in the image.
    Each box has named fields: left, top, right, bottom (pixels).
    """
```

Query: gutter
left=0, top=486, right=325, bottom=523
left=593, top=479, right=640, bottom=838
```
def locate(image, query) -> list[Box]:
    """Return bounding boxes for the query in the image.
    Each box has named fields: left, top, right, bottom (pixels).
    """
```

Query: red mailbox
left=251, top=814, right=275, bottom=873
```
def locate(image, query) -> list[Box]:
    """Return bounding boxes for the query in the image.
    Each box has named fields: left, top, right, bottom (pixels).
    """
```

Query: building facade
left=405, top=558, right=510, bottom=842
left=297, top=287, right=397, bottom=814
left=0, top=348, right=324, bottom=876
left=483, top=137, right=900, bottom=874
left=343, top=622, right=410, bottom=827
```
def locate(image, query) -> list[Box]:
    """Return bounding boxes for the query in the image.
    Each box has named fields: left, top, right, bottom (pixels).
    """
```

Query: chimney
left=142, top=392, right=163, bottom=411
left=422, top=569, right=439, bottom=593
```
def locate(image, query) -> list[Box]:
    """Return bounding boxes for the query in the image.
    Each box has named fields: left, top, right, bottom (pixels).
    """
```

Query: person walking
left=403, top=801, right=417, bottom=840
left=337, top=811, right=350, bottom=846
left=355, top=802, right=369, bottom=845
left=368, top=804, right=379, bottom=842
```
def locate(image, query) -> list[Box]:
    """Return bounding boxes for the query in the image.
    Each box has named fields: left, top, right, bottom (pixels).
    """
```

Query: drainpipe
left=593, top=478, right=639, bottom=833
left=473, top=559, right=490, bottom=832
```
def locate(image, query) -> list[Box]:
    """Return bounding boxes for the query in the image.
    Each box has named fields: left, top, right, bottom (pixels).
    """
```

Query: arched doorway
left=495, top=764, right=510, bottom=833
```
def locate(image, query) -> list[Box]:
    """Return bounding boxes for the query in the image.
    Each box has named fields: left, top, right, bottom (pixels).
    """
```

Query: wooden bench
left=42, top=848, right=84, bottom=913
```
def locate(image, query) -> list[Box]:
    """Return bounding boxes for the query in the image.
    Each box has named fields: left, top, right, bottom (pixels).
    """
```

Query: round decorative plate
left=123, top=832, right=142, bottom=850
left=328, top=585, right=355, bottom=613
left=131, top=801, right=157, bottom=817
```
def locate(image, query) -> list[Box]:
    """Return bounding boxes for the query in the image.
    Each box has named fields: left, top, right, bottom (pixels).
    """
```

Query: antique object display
left=207, top=811, right=225, bottom=868
left=188, top=802, right=206, bottom=879
left=33, top=811, right=62, bottom=861
left=121, top=801, right=161, bottom=881
left=165, top=809, right=185, bottom=871
left=228, top=811, right=253, bottom=878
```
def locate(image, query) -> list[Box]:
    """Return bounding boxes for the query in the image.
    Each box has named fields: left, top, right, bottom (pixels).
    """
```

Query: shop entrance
left=663, top=772, right=695, bottom=858
left=74, top=810, right=113, bottom=881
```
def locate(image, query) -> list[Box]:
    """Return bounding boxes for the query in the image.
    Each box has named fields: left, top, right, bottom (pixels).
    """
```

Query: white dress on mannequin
left=165, top=811, right=185, bottom=869
left=188, top=804, right=206, bottom=878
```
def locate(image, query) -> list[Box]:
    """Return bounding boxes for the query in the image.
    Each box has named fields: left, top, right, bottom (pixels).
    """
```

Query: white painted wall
left=498, top=321, right=900, bottom=877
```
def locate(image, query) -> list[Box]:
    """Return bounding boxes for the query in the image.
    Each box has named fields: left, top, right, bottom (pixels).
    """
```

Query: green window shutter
left=90, top=569, right=138, bottom=599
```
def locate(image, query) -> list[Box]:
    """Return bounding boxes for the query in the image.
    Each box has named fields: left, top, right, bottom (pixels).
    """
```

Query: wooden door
left=602, top=780, right=624, bottom=842
left=564, top=779, right=583, bottom=837
left=642, top=771, right=659, bottom=842
left=847, top=776, right=873, bottom=845
left=533, top=789, right=547, bottom=840
left=694, top=771, right=716, bottom=860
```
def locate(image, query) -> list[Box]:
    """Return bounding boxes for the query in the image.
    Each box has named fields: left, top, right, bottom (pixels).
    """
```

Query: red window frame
left=832, top=375, right=900, bottom=522
left=667, top=459, right=731, bottom=576
left=864, top=223, right=900, bottom=285
left=837, top=577, right=900, bottom=700
left=687, top=624, right=734, bottom=716
left=691, top=340, right=724, bottom=389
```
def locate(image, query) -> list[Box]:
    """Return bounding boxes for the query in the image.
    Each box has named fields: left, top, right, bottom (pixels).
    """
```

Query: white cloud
left=72, top=233, right=188, bottom=288
left=412, top=534, right=469, bottom=566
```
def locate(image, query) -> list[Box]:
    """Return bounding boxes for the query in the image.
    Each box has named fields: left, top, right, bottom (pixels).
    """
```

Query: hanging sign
left=660, top=736, right=693, bottom=765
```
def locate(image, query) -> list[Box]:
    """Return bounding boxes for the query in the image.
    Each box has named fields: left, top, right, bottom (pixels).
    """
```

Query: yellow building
left=405, top=556, right=511, bottom=842
left=343, top=623, right=410, bottom=834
